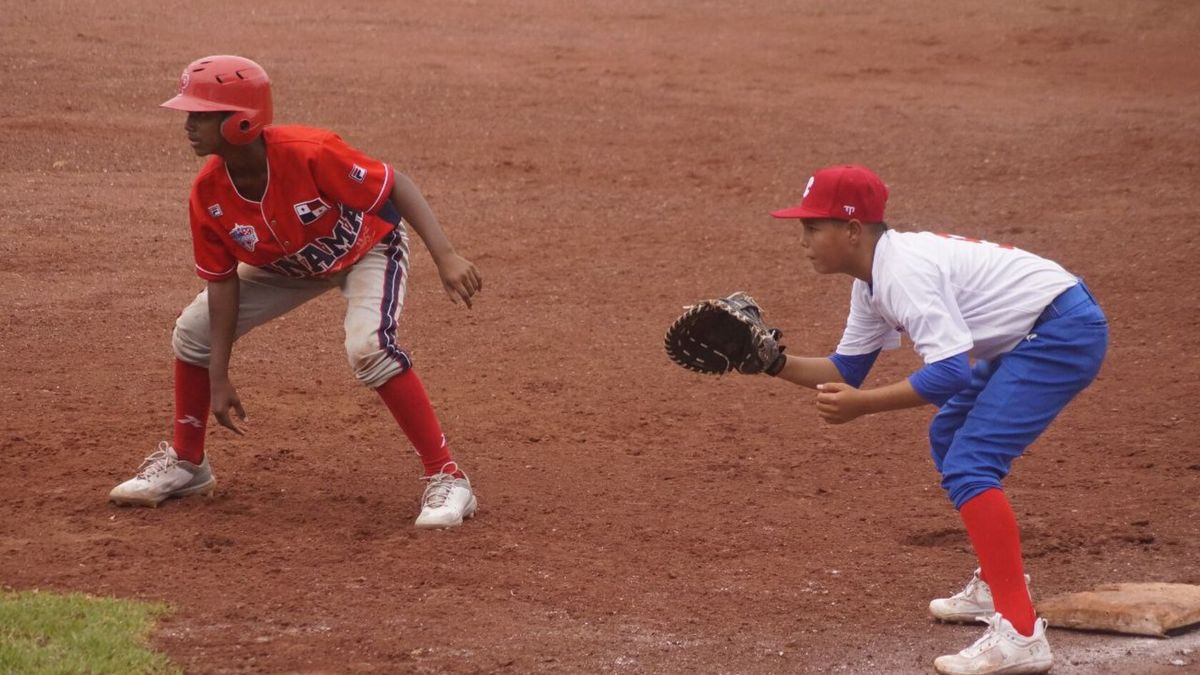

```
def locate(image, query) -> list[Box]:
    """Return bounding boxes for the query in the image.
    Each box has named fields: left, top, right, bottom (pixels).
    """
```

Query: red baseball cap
left=771, top=165, right=888, bottom=223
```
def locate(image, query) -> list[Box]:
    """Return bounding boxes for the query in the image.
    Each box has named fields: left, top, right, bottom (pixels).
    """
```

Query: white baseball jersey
left=836, top=231, right=1078, bottom=363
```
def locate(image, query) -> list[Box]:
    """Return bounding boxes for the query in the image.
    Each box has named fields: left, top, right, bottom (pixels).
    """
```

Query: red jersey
left=187, top=125, right=398, bottom=281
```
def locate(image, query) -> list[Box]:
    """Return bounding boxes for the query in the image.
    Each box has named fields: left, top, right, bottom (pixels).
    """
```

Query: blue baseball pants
left=929, top=281, right=1109, bottom=509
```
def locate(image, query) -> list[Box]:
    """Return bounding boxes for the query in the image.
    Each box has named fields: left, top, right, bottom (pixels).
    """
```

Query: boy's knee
left=344, top=335, right=377, bottom=372
left=172, top=307, right=212, bottom=367
left=942, top=476, right=1002, bottom=510
left=940, top=460, right=1004, bottom=509
left=928, top=416, right=958, bottom=472
left=345, top=337, right=410, bottom=388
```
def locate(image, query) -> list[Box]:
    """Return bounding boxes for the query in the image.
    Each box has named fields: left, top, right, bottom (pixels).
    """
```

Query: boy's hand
left=435, top=253, right=483, bottom=308
left=815, top=382, right=867, bottom=424
left=210, top=378, right=247, bottom=435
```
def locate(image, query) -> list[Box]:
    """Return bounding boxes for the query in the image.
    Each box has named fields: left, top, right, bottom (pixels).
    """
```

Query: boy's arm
left=389, top=173, right=482, bottom=308
left=815, top=378, right=927, bottom=425
left=207, top=276, right=246, bottom=435
left=775, top=354, right=926, bottom=423
left=811, top=350, right=970, bottom=424
left=774, top=355, right=846, bottom=389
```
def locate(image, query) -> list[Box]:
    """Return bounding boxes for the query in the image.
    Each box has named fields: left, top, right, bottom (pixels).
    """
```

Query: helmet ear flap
left=221, top=111, right=256, bottom=145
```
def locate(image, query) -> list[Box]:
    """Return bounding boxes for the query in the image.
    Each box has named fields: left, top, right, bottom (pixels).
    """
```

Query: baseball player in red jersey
left=765, top=165, right=1107, bottom=674
left=109, top=55, right=482, bottom=528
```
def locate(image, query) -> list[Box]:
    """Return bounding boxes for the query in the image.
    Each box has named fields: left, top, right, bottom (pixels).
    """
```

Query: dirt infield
left=2, top=1, right=1199, bottom=672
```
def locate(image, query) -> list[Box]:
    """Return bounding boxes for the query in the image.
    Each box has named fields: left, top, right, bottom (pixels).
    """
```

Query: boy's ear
left=846, top=218, right=864, bottom=242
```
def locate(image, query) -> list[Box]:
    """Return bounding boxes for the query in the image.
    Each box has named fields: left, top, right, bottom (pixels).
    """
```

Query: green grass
left=0, top=590, right=178, bottom=674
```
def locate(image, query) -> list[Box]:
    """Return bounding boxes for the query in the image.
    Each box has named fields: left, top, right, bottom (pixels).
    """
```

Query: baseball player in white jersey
left=767, top=165, right=1107, bottom=674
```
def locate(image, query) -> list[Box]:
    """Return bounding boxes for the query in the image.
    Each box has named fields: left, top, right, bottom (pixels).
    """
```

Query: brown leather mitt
left=664, top=292, right=786, bottom=376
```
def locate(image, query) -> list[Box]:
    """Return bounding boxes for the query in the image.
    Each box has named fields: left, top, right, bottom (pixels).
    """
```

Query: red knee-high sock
left=172, top=359, right=210, bottom=464
left=375, top=370, right=459, bottom=477
left=960, top=488, right=1036, bottom=636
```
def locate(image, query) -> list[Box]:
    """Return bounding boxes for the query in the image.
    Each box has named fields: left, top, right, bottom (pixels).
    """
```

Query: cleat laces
left=952, top=569, right=988, bottom=603
left=961, top=576, right=985, bottom=599
left=421, top=474, right=457, bottom=509
left=960, top=614, right=1004, bottom=658
left=136, top=442, right=178, bottom=479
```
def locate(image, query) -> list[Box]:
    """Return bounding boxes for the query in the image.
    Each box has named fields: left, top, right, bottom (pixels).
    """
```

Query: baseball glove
left=664, top=292, right=786, bottom=376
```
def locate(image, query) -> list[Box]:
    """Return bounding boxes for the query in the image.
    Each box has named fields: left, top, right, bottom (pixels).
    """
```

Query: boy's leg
left=170, top=265, right=335, bottom=462
left=339, top=229, right=474, bottom=528
left=927, top=362, right=1006, bottom=623
left=959, top=488, right=1034, bottom=634
left=172, top=359, right=211, bottom=462
left=940, top=302, right=1108, bottom=636
left=112, top=265, right=333, bottom=505
left=375, top=371, right=457, bottom=476
left=927, top=360, right=1023, bottom=624
left=338, top=229, right=461, bottom=477
left=928, top=360, right=993, bottom=474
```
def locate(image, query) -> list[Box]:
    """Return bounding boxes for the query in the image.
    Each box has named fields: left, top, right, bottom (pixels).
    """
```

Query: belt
left=1034, top=280, right=1095, bottom=328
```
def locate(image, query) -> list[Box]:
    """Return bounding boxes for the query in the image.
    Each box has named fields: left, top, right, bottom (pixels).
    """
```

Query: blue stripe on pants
left=376, top=229, right=412, bottom=371
left=930, top=284, right=1108, bottom=509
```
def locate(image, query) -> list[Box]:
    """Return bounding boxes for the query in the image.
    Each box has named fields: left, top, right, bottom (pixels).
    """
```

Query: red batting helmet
left=161, top=55, right=273, bottom=145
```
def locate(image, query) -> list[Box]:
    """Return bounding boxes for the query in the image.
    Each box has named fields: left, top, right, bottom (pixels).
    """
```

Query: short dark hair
left=800, top=218, right=889, bottom=234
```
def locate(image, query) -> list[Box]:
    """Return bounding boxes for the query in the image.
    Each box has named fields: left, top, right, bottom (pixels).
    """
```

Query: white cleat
left=414, top=465, right=476, bottom=529
left=931, top=568, right=1031, bottom=623
left=934, top=614, right=1053, bottom=675
left=109, top=442, right=216, bottom=507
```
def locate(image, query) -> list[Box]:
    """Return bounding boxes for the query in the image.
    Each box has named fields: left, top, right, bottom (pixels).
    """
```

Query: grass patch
left=0, top=589, right=177, bottom=674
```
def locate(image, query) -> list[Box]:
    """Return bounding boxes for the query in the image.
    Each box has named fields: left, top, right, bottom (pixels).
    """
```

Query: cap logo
left=179, top=70, right=191, bottom=92
left=803, top=176, right=815, bottom=199
left=843, top=205, right=856, bottom=216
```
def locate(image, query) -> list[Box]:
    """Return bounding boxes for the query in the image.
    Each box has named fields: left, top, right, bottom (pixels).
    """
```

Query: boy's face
left=183, top=111, right=227, bottom=156
left=800, top=219, right=854, bottom=274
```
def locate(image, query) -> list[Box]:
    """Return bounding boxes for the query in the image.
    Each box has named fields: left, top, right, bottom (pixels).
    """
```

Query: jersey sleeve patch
left=189, top=194, right=239, bottom=281
left=313, top=133, right=395, bottom=214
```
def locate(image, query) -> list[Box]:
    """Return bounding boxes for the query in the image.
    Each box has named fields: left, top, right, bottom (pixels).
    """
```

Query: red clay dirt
left=2, top=1, right=1199, bottom=673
